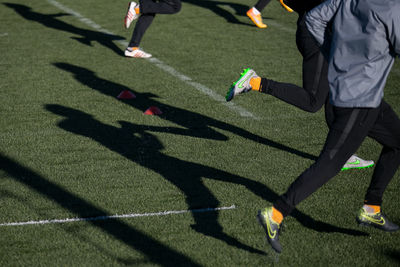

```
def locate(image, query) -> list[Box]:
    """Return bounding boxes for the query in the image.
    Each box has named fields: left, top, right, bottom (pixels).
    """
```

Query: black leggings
left=260, top=14, right=332, bottom=125
left=274, top=100, right=400, bottom=217
left=254, top=0, right=272, bottom=11
left=128, top=0, right=181, bottom=47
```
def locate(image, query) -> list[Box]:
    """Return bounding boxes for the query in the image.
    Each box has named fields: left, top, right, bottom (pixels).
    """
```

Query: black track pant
left=128, top=0, right=181, bottom=47
left=274, top=100, right=400, bottom=217
left=254, top=0, right=272, bottom=11
left=259, top=14, right=332, bottom=125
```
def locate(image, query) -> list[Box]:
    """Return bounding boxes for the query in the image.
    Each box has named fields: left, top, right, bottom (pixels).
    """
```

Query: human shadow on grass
left=46, top=104, right=368, bottom=247
left=4, top=3, right=123, bottom=56
left=181, top=0, right=253, bottom=26
left=0, top=153, right=200, bottom=267
left=53, top=62, right=317, bottom=162
left=51, top=63, right=369, bottom=237
left=45, top=104, right=265, bottom=255
left=0, top=190, right=153, bottom=265
left=386, top=250, right=400, bottom=263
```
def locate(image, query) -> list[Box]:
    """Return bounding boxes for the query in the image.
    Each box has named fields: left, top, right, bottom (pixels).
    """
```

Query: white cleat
left=124, top=48, right=152, bottom=58
left=342, top=155, right=374, bottom=170
left=124, top=1, right=139, bottom=29
left=226, top=68, right=259, bottom=102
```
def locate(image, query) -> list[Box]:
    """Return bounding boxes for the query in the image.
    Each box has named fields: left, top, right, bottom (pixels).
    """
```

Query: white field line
left=46, top=0, right=257, bottom=118
left=0, top=33, right=8, bottom=37
left=0, top=205, right=236, bottom=227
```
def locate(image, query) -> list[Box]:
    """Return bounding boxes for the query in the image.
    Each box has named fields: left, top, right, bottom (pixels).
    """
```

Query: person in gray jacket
left=256, top=0, right=400, bottom=253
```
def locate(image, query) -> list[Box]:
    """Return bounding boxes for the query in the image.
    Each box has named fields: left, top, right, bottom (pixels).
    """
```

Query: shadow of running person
left=53, top=62, right=318, bottom=161
left=51, top=64, right=369, bottom=237
left=0, top=153, right=201, bottom=266
left=385, top=249, right=400, bottom=264
left=46, top=105, right=368, bottom=250
left=45, top=104, right=266, bottom=255
left=181, top=0, right=254, bottom=26
left=4, top=3, right=124, bottom=56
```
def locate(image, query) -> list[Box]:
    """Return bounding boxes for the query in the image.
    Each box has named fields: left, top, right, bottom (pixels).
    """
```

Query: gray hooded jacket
left=305, top=0, right=400, bottom=108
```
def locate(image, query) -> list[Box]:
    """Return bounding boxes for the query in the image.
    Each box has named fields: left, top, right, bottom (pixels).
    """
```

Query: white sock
left=251, top=7, right=260, bottom=15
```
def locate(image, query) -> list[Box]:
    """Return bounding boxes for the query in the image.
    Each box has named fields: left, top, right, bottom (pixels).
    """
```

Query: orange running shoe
left=246, top=7, right=267, bottom=29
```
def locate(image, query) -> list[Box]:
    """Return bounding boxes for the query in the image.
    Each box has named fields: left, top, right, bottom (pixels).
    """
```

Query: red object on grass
left=144, top=106, right=162, bottom=115
left=117, top=90, right=136, bottom=99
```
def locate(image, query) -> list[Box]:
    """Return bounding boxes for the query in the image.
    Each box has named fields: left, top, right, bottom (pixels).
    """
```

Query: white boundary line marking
left=0, top=205, right=236, bottom=226
left=46, top=0, right=257, bottom=118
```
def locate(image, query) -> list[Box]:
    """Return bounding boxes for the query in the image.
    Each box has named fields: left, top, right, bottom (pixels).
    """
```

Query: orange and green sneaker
left=356, top=207, right=399, bottom=232
left=226, top=68, right=258, bottom=102
left=257, top=207, right=282, bottom=253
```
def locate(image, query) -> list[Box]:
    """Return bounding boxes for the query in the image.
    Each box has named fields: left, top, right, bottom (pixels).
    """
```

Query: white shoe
left=124, top=2, right=139, bottom=29
left=124, top=48, right=152, bottom=58
left=341, top=155, right=374, bottom=170
left=225, top=68, right=259, bottom=102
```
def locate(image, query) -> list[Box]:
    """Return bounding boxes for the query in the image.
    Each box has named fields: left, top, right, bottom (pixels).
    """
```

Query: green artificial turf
left=1, top=0, right=399, bottom=265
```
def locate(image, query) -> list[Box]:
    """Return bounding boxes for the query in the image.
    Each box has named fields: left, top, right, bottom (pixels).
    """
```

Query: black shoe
left=356, top=208, right=399, bottom=232
left=257, top=207, right=282, bottom=253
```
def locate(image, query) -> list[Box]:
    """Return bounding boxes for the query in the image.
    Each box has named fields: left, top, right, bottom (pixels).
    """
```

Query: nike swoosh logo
left=347, top=160, right=360, bottom=165
left=237, top=71, right=253, bottom=89
left=266, top=216, right=277, bottom=239
left=362, top=214, right=385, bottom=225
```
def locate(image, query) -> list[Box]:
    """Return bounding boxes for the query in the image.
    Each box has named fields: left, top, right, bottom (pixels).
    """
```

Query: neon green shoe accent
left=347, top=160, right=360, bottom=165
left=237, top=69, right=251, bottom=89
left=341, top=155, right=374, bottom=171
left=257, top=207, right=282, bottom=253
left=360, top=213, right=385, bottom=225
left=226, top=68, right=257, bottom=102
left=341, top=165, right=373, bottom=171
left=356, top=207, right=399, bottom=232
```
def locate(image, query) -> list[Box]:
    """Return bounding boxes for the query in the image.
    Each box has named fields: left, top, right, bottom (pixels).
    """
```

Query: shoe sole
left=124, top=16, right=130, bottom=29
left=357, top=219, right=399, bottom=232
left=341, top=163, right=374, bottom=171
left=124, top=2, right=137, bottom=29
left=125, top=52, right=152, bottom=58
left=225, top=84, right=236, bottom=102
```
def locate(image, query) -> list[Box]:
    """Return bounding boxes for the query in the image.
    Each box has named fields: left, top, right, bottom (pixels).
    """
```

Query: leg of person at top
left=246, top=0, right=271, bottom=28
left=125, top=13, right=154, bottom=58
left=123, top=0, right=181, bottom=58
